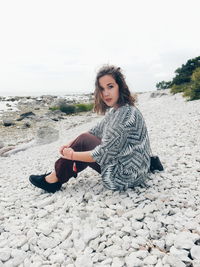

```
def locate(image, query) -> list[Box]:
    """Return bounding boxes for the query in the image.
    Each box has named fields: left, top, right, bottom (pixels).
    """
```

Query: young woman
left=29, top=65, right=151, bottom=192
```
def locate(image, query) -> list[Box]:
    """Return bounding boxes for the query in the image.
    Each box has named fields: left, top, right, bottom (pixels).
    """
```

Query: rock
left=150, top=92, right=167, bottom=98
left=143, top=203, right=157, bottom=213
left=0, top=248, right=11, bottom=261
left=22, top=121, right=31, bottom=128
left=121, top=226, right=133, bottom=234
left=83, top=192, right=93, bottom=201
left=0, top=141, right=4, bottom=149
left=193, top=260, right=200, bottom=267
left=44, top=110, right=65, bottom=121
left=103, top=208, right=116, bottom=217
left=111, top=257, right=124, bottom=267
left=123, top=208, right=144, bottom=221
left=131, top=240, right=140, bottom=249
left=131, top=221, right=143, bottom=231
left=152, top=240, right=165, bottom=250
left=27, top=228, right=37, bottom=239
left=134, top=250, right=149, bottom=259
left=17, top=111, right=36, bottom=121
left=3, top=140, right=35, bottom=156
left=0, top=146, right=15, bottom=157
left=134, top=236, right=147, bottom=246
left=170, top=246, right=191, bottom=262
left=191, top=245, right=200, bottom=260
left=14, top=235, right=27, bottom=248
left=143, top=255, right=158, bottom=265
left=104, top=245, right=125, bottom=257
left=37, top=196, right=55, bottom=207
left=174, top=232, right=199, bottom=250
left=125, top=252, right=143, bottom=267
left=75, top=253, right=93, bottom=267
left=11, top=249, right=27, bottom=266
left=37, top=223, right=53, bottom=236
left=165, top=233, right=176, bottom=248
left=3, top=119, right=15, bottom=127
left=49, top=253, right=65, bottom=263
left=37, top=236, right=59, bottom=249
left=82, top=228, right=103, bottom=244
left=135, top=229, right=150, bottom=238
left=150, top=92, right=159, bottom=98
left=36, top=126, right=59, bottom=145
left=74, top=238, right=86, bottom=252
left=162, top=255, right=186, bottom=267
left=155, top=258, right=164, bottom=267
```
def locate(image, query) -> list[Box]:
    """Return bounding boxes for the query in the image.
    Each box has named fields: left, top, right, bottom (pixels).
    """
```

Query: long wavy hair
left=94, top=65, right=136, bottom=114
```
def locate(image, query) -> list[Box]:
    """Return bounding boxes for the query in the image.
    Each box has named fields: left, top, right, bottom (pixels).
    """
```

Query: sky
left=0, top=0, right=200, bottom=96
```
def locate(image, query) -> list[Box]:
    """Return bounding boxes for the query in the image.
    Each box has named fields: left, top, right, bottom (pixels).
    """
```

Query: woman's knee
left=78, top=132, right=91, bottom=140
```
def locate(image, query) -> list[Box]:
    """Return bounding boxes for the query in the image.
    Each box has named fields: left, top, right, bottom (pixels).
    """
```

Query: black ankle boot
left=29, top=172, right=62, bottom=193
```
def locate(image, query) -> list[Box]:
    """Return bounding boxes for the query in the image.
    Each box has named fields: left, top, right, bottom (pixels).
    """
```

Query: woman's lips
left=105, top=98, right=112, bottom=102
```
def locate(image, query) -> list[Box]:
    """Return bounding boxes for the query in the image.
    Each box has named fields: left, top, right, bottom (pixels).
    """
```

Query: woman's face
left=99, top=75, right=119, bottom=108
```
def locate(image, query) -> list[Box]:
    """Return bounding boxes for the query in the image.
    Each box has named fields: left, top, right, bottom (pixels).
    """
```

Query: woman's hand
left=59, top=140, right=74, bottom=156
left=61, top=147, right=74, bottom=160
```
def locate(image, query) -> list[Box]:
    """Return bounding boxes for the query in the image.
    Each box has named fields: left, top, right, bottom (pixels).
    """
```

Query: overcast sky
left=0, top=0, right=200, bottom=96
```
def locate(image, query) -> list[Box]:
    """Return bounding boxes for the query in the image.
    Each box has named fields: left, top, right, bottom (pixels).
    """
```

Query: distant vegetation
left=50, top=102, right=94, bottom=114
left=156, top=56, right=200, bottom=100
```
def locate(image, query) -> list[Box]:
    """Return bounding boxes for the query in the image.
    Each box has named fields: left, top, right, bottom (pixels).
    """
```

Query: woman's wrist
left=71, top=150, right=74, bottom=160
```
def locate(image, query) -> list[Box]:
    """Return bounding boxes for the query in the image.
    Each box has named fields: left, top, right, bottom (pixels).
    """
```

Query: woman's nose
left=103, top=89, right=109, bottom=96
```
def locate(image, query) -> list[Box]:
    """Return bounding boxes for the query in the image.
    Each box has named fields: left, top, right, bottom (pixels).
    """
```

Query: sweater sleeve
left=91, top=114, right=126, bottom=165
left=88, top=117, right=105, bottom=139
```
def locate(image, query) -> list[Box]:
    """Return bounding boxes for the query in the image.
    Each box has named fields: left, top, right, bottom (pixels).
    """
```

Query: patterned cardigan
left=89, top=104, right=151, bottom=191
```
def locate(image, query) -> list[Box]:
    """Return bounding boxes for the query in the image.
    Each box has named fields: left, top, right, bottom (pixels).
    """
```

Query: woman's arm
left=61, top=148, right=95, bottom=162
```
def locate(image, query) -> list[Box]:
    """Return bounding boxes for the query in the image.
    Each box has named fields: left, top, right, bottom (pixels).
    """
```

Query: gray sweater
left=89, top=104, right=151, bottom=191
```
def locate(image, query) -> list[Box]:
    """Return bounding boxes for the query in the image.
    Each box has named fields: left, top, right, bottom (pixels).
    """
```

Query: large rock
left=44, top=110, right=65, bottom=121
left=17, top=111, right=36, bottom=121
left=36, top=126, right=59, bottom=145
left=3, top=119, right=15, bottom=127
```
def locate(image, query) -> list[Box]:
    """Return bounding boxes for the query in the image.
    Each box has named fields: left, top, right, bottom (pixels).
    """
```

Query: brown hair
left=94, top=65, right=136, bottom=114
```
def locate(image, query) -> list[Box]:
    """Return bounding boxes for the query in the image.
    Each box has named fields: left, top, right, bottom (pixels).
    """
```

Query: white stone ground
left=0, top=90, right=200, bottom=267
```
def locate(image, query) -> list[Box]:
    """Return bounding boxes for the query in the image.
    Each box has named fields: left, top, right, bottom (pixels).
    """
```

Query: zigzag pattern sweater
left=89, top=104, right=151, bottom=191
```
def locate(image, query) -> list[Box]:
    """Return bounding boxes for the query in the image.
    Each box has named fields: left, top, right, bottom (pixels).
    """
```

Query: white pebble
left=191, top=245, right=200, bottom=260
left=0, top=248, right=11, bottom=262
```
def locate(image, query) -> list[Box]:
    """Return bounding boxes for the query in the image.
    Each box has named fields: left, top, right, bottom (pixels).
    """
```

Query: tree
left=156, top=81, right=172, bottom=90
left=171, top=56, right=200, bottom=85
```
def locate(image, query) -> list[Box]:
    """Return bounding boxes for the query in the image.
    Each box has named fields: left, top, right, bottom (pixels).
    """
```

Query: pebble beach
left=0, top=90, right=200, bottom=267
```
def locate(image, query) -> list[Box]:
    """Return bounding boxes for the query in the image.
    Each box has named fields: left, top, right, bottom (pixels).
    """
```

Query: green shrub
left=75, top=103, right=94, bottom=112
left=49, top=106, right=59, bottom=111
left=170, top=84, right=185, bottom=94
left=183, top=68, right=200, bottom=101
left=59, top=103, right=76, bottom=114
left=49, top=102, right=94, bottom=115
left=183, top=83, right=200, bottom=101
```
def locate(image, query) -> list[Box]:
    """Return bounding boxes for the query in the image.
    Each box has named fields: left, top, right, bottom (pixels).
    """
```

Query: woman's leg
left=54, top=132, right=101, bottom=184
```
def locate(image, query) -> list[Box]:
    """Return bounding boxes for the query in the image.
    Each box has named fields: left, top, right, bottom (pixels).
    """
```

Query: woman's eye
left=108, top=85, right=113, bottom=89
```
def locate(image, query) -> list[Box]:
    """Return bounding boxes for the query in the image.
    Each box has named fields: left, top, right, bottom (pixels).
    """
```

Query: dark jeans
left=55, top=132, right=101, bottom=184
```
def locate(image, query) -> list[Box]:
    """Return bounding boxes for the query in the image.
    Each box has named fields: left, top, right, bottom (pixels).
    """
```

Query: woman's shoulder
left=116, top=104, right=138, bottom=115
left=107, top=105, right=141, bottom=123
left=117, top=104, right=145, bottom=125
